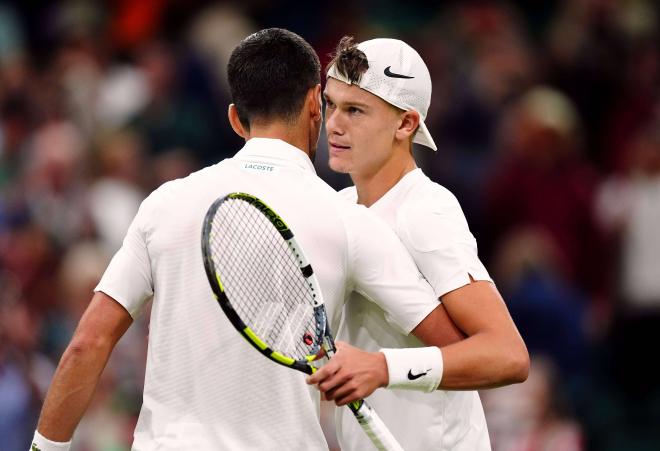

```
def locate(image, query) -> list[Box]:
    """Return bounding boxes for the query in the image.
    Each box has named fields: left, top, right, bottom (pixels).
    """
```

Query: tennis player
left=307, top=37, right=529, bottom=450
left=30, top=29, right=464, bottom=451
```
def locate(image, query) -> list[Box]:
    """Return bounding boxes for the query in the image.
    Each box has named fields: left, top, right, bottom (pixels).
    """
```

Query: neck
left=246, top=121, right=310, bottom=157
left=352, top=147, right=417, bottom=207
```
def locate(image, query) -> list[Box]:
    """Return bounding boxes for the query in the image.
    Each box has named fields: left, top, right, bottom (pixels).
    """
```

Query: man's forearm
left=36, top=292, right=133, bottom=442
left=378, top=331, right=527, bottom=395
left=413, top=281, right=529, bottom=389
left=309, top=334, right=528, bottom=405
left=309, top=282, right=529, bottom=403
left=37, top=335, right=115, bottom=441
left=437, top=332, right=528, bottom=390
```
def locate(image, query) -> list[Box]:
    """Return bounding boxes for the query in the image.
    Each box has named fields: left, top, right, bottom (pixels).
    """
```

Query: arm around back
left=310, top=282, right=528, bottom=405
left=412, top=278, right=529, bottom=389
left=401, top=190, right=529, bottom=388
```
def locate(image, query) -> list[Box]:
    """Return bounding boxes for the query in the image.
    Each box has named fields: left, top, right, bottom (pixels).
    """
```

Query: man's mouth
left=329, top=141, right=350, bottom=153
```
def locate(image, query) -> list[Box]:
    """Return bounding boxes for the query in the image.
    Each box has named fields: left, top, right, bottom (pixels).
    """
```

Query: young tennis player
left=308, top=37, right=529, bottom=450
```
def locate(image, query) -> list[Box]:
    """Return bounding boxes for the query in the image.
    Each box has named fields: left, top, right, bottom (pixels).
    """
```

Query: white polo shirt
left=95, top=139, right=439, bottom=450
left=336, top=168, right=493, bottom=451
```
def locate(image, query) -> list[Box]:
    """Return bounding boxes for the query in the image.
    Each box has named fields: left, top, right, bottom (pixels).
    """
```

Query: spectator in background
left=54, top=35, right=150, bottom=137
left=592, top=119, right=660, bottom=450
left=0, top=3, right=38, bottom=194
left=602, top=36, right=659, bottom=173
left=21, top=120, right=92, bottom=247
left=420, top=3, right=536, bottom=226
left=88, top=130, right=146, bottom=253
left=0, top=272, right=55, bottom=451
left=0, top=217, right=59, bottom=314
left=545, top=0, right=630, bottom=166
left=485, top=86, right=606, bottom=300
left=186, top=3, right=256, bottom=96
left=490, top=228, right=588, bottom=380
left=129, top=41, right=218, bottom=165
left=597, top=120, right=660, bottom=312
left=0, top=96, right=33, bottom=190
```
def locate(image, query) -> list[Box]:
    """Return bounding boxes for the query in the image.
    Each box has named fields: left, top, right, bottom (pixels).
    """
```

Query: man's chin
left=328, top=158, right=351, bottom=174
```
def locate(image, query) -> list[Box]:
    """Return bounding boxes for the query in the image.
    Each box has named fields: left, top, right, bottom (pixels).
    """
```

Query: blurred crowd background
left=1, top=1, right=659, bottom=450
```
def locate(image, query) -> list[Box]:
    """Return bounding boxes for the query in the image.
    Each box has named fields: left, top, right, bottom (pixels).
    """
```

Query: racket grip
left=348, top=399, right=404, bottom=451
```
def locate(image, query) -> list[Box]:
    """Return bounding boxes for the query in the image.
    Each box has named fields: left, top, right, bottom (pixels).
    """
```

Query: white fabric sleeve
left=94, top=193, right=155, bottom=319
left=396, top=196, right=492, bottom=299
left=345, top=206, right=439, bottom=335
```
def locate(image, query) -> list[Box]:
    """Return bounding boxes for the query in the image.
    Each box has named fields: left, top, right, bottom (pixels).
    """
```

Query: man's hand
left=306, top=341, right=388, bottom=406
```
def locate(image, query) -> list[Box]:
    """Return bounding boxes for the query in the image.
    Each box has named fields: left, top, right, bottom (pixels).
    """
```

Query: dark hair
left=327, top=36, right=369, bottom=84
left=227, top=28, right=321, bottom=129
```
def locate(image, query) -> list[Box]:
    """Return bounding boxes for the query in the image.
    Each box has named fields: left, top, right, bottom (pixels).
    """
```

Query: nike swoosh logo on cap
left=384, top=66, right=414, bottom=79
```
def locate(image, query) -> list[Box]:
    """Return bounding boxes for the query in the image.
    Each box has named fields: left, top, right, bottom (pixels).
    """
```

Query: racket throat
left=321, top=335, right=337, bottom=358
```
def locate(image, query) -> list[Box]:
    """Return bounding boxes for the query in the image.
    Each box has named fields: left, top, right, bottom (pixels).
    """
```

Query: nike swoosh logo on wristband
left=407, top=369, right=429, bottom=380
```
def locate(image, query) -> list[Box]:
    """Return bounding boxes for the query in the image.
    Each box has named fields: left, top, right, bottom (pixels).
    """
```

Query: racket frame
left=201, top=192, right=325, bottom=374
left=201, top=192, right=404, bottom=451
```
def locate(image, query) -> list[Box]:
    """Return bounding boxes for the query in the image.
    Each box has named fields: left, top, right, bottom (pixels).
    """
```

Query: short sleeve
left=344, top=207, right=439, bottom=335
left=94, top=193, right=155, bottom=318
left=396, top=193, right=492, bottom=298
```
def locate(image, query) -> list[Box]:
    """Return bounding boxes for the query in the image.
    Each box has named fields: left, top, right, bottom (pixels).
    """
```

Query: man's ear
left=308, top=84, right=322, bottom=123
left=228, top=104, right=248, bottom=139
left=395, top=110, right=421, bottom=143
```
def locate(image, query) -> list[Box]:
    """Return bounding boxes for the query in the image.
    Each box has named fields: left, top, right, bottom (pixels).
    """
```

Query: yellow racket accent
left=243, top=327, right=268, bottom=351
left=228, top=192, right=291, bottom=234
left=350, top=400, right=364, bottom=411
left=270, top=352, right=296, bottom=366
left=215, top=273, right=224, bottom=292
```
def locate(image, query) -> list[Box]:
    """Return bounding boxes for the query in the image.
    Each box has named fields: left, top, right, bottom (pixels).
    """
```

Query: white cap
left=327, top=38, right=437, bottom=151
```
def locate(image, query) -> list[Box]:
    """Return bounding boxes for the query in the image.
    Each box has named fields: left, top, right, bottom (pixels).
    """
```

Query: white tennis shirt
left=336, top=168, right=493, bottom=451
left=95, top=138, right=439, bottom=450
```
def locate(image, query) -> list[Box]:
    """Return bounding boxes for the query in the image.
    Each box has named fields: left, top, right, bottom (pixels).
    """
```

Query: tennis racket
left=201, top=192, right=404, bottom=451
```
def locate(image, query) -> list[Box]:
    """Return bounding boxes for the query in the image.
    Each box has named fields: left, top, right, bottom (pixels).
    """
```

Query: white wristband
left=380, top=346, right=443, bottom=392
left=30, top=430, right=71, bottom=451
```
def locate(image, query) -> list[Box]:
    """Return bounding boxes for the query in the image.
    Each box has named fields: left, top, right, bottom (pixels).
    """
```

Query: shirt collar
left=234, top=138, right=316, bottom=174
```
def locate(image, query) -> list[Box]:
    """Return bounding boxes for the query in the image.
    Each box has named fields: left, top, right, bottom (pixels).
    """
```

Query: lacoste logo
left=384, top=66, right=414, bottom=79
left=243, top=162, right=276, bottom=173
left=407, top=369, right=430, bottom=380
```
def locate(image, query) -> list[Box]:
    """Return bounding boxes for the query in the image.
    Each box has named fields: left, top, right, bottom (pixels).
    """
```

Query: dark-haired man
left=30, top=29, right=463, bottom=451
left=307, top=37, right=529, bottom=450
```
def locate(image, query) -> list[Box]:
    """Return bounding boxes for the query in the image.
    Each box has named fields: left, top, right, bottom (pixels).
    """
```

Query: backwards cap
left=327, top=38, right=437, bottom=151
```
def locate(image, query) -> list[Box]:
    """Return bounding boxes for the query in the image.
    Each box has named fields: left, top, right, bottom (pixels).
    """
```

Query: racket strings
left=209, top=198, right=319, bottom=360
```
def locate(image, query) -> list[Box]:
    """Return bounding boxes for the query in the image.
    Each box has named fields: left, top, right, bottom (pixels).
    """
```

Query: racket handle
left=323, top=339, right=402, bottom=449
left=348, top=399, right=404, bottom=451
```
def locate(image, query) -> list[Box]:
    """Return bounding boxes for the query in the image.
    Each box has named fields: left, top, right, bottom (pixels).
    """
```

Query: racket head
left=201, top=192, right=328, bottom=375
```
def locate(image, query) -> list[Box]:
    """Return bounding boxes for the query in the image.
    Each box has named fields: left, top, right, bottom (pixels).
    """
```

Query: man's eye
left=348, top=106, right=362, bottom=114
